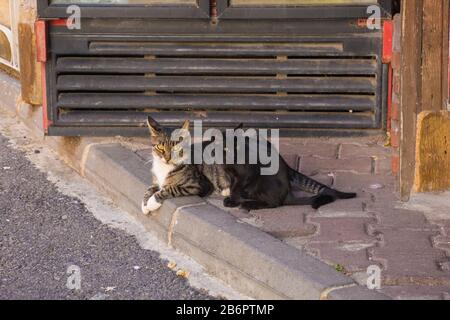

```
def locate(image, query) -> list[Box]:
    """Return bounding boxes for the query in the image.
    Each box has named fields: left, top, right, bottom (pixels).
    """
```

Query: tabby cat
left=141, top=117, right=356, bottom=215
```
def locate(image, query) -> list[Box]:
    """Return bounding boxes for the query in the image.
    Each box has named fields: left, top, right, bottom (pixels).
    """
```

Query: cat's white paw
left=141, top=195, right=162, bottom=215
left=221, top=188, right=231, bottom=197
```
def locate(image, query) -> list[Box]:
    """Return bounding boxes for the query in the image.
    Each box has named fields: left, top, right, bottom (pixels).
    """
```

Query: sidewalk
left=134, top=135, right=450, bottom=299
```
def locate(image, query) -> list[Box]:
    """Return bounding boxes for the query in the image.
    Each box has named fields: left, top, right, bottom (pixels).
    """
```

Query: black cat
left=220, top=128, right=356, bottom=211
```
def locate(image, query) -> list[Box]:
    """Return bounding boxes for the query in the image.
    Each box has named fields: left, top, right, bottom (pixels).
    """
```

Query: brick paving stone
left=300, top=142, right=340, bottom=159
left=434, top=220, right=450, bottom=234
left=316, top=198, right=372, bottom=218
left=308, top=217, right=377, bottom=243
left=364, top=193, right=403, bottom=214
left=434, top=235, right=450, bottom=247
left=340, top=143, right=391, bottom=160
left=252, top=206, right=317, bottom=238
left=305, top=242, right=376, bottom=272
left=299, top=156, right=373, bottom=176
left=308, top=172, right=334, bottom=187
left=374, top=209, right=438, bottom=230
left=333, top=172, right=397, bottom=194
left=279, top=153, right=299, bottom=170
left=370, top=228, right=450, bottom=280
left=439, top=261, right=450, bottom=271
left=381, top=285, right=450, bottom=300
left=279, top=140, right=338, bottom=159
left=443, top=226, right=450, bottom=236
left=434, top=234, right=450, bottom=263
left=374, top=157, right=392, bottom=175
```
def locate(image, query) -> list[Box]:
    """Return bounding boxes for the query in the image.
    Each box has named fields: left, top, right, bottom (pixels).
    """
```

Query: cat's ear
left=181, top=120, right=190, bottom=131
left=147, top=116, right=162, bottom=137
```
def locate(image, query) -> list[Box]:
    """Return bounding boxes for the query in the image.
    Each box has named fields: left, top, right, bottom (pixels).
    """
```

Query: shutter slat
left=57, top=75, right=376, bottom=93
left=58, top=110, right=375, bottom=129
left=58, top=93, right=375, bottom=111
left=56, top=57, right=377, bottom=75
left=89, top=41, right=344, bottom=56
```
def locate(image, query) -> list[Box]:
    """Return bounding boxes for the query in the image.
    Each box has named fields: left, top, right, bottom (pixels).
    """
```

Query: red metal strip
left=35, top=20, right=47, bottom=63
left=50, top=19, right=68, bottom=27
left=382, top=20, right=393, bottom=64
left=40, top=61, right=52, bottom=134
left=35, top=20, right=52, bottom=134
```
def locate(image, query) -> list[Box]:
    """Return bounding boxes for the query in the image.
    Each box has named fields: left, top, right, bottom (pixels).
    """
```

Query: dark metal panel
left=37, top=0, right=210, bottom=19
left=56, top=75, right=377, bottom=93
left=56, top=57, right=377, bottom=75
left=58, top=93, right=376, bottom=112
left=49, top=19, right=380, bottom=36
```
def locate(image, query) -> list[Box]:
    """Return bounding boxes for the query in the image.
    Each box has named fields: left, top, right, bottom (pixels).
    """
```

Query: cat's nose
left=164, top=155, right=171, bottom=162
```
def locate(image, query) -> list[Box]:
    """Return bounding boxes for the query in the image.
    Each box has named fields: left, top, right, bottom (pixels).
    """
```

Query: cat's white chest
left=152, top=154, right=174, bottom=188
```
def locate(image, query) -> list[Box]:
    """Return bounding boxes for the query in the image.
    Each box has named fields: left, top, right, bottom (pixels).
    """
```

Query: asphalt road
left=0, top=132, right=213, bottom=300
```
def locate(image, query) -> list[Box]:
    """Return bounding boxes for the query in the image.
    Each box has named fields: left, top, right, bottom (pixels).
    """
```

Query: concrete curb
left=0, top=72, right=390, bottom=300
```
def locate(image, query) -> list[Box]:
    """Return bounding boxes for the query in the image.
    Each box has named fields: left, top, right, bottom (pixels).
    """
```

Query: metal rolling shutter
left=44, top=18, right=386, bottom=136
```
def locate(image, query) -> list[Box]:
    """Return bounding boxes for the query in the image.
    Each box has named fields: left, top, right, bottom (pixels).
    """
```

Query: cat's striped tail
left=288, top=167, right=356, bottom=201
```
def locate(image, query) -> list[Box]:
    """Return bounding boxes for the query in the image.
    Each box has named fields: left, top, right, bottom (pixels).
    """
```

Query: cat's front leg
left=143, top=185, right=159, bottom=202
left=141, top=185, right=160, bottom=215
left=141, top=188, right=172, bottom=215
left=223, top=177, right=244, bottom=208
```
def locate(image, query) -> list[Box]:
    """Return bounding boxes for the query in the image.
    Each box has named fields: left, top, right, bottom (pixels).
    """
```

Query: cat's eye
left=155, top=144, right=165, bottom=152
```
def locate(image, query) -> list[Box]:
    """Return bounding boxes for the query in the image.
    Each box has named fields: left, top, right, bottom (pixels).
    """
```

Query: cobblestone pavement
left=135, top=135, right=450, bottom=300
